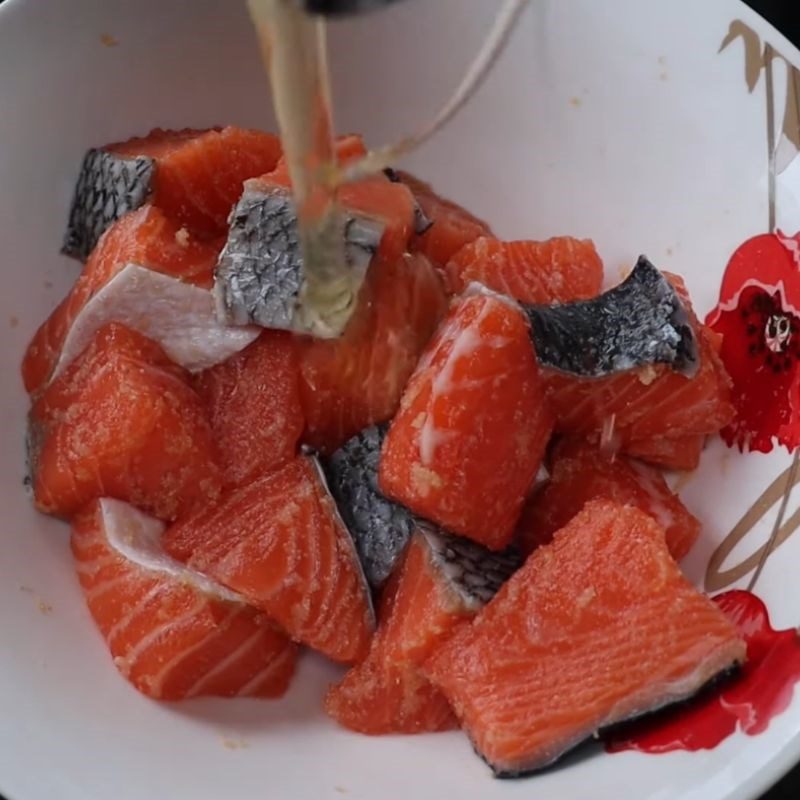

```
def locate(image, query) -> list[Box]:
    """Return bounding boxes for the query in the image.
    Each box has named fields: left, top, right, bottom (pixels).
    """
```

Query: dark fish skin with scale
left=322, top=424, right=415, bottom=589
left=213, top=184, right=384, bottom=336
left=523, top=257, right=698, bottom=379
left=62, top=149, right=154, bottom=261
left=383, top=168, right=434, bottom=236
left=416, top=521, right=521, bottom=611
left=323, top=425, right=520, bottom=594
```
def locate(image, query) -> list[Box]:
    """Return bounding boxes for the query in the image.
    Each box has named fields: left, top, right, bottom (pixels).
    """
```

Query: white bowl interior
left=1, top=1, right=800, bottom=799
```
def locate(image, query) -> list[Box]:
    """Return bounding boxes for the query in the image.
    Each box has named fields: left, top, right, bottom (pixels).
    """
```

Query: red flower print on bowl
left=706, top=231, right=800, bottom=453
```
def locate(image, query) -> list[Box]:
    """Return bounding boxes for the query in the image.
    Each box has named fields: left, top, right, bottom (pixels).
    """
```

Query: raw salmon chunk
left=63, top=127, right=281, bottom=260
left=162, top=456, right=375, bottom=663
left=516, top=439, right=700, bottom=559
left=325, top=524, right=518, bottom=734
left=23, top=205, right=221, bottom=395
left=624, top=434, right=706, bottom=471
left=380, top=289, right=554, bottom=550
left=397, top=171, right=493, bottom=268
left=541, top=312, right=735, bottom=446
left=425, top=499, right=746, bottom=777
left=107, top=126, right=283, bottom=238
left=444, top=236, right=604, bottom=302
left=297, top=252, right=448, bottom=453
left=194, top=330, right=304, bottom=487
left=30, top=323, right=222, bottom=521
left=72, top=498, right=296, bottom=700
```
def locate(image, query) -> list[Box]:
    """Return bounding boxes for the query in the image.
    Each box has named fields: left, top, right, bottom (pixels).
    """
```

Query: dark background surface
left=0, top=0, right=797, bottom=799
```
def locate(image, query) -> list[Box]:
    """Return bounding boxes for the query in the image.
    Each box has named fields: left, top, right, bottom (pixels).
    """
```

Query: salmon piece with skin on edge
left=379, top=288, right=554, bottom=551
left=444, top=236, right=604, bottom=303
left=515, top=438, right=701, bottom=559
left=71, top=498, right=296, bottom=701
left=325, top=524, right=519, bottom=735
left=106, top=126, right=283, bottom=238
left=424, top=499, right=746, bottom=777
left=62, top=127, right=282, bottom=261
left=23, top=205, right=221, bottom=396
left=540, top=274, right=735, bottom=446
left=162, top=455, right=375, bottom=664
left=30, top=323, right=222, bottom=522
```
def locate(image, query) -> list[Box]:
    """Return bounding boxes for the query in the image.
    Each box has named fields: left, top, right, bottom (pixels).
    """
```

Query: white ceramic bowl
left=1, top=1, right=799, bottom=798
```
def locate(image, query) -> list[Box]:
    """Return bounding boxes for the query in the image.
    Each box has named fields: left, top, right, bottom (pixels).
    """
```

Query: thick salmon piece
left=30, top=323, right=222, bottom=521
left=397, top=171, right=493, bottom=268
left=108, top=126, right=282, bottom=239
left=194, top=330, right=304, bottom=487
left=297, top=252, right=448, bottom=453
left=541, top=306, right=735, bottom=446
left=444, top=236, right=604, bottom=302
left=162, top=456, right=375, bottom=663
left=23, top=205, right=221, bottom=395
left=425, top=500, right=746, bottom=777
left=380, top=290, right=554, bottom=550
left=63, top=127, right=282, bottom=259
left=72, top=498, right=296, bottom=701
left=516, top=439, right=700, bottom=559
left=325, top=524, right=518, bottom=734
left=624, top=434, right=706, bottom=471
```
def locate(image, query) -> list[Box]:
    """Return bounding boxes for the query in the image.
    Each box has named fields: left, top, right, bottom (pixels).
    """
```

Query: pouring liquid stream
left=248, top=0, right=530, bottom=336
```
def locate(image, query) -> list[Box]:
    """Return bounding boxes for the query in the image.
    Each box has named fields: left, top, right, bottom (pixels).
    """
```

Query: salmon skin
left=383, top=168, right=433, bottom=235
left=24, top=205, right=221, bottom=396
left=325, top=521, right=519, bottom=734
left=72, top=498, right=297, bottom=701
left=524, top=257, right=698, bottom=378
left=52, top=264, right=260, bottom=381
left=162, top=455, right=375, bottom=663
left=322, top=424, right=415, bottom=590
left=214, top=181, right=384, bottom=338
left=425, top=499, right=746, bottom=777
left=63, top=149, right=154, bottom=261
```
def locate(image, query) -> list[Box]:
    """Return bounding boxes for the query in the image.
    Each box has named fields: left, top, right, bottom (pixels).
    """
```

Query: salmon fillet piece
left=72, top=498, right=296, bottom=701
left=624, top=434, right=706, bottom=471
left=541, top=314, right=735, bottom=445
left=162, top=456, right=375, bottom=663
left=397, top=171, right=493, bottom=268
left=30, top=323, right=222, bottom=521
left=194, top=330, right=304, bottom=487
left=107, top=126, right=283, bottom=238
left=516, top=439, right=700, bottom=559
left=23, top=205, right=221, bottom=395
left=425, top=499, right=746, bottom=776
left=380, top=290, right=554, bottom=550
left=63, top=127, right=281, bottom=260
left=297, top=252, right=448, bottom=453
left=326, top=524, right=518, bottom=734
left=444, top=236, right=604, bottom=302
